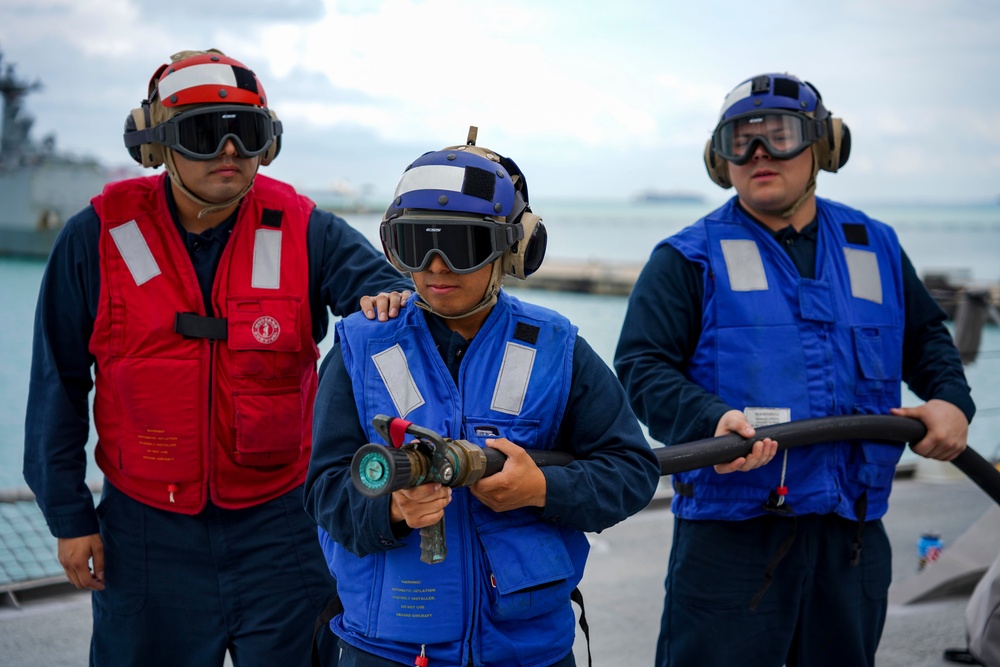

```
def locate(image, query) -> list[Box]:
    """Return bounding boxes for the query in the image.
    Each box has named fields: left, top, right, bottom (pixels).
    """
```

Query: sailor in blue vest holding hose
left=614, top=73, right=975, bottom=666
left=305, top=130, right=660, bottom=667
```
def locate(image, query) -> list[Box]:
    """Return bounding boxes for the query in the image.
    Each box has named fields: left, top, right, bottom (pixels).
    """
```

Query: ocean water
left=2, top=198, right=999, bottom=490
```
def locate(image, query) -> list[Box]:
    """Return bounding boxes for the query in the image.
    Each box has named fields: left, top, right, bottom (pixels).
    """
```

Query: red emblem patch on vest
left=252, top=316, right=280, bottom=344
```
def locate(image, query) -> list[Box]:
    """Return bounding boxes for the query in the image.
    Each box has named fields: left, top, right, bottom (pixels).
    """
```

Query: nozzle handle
left=420, top=518, right=447, bottom=564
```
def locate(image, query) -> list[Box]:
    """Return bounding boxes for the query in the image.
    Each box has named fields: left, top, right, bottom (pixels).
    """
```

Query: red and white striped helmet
left=153, top=51, right=269, bottom=110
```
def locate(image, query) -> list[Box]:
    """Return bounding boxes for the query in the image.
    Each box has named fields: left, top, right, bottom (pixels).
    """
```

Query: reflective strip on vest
left=109, top=221, right=161, bottom=286
left=157, top=63, right=240, bottom=100
left=843, top=247, right=883, bottom=304
left=252, top=229, right=282, bottom=289
left=720, top=239, right=768, bottom=292
left=490, top=341, right=536, bottom=416
left=372, top=344, right=425, bottom=418
left=394, top=165, right=465, bottom=197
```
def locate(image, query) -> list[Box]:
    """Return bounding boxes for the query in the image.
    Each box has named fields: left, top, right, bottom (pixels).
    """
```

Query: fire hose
left=351, top=414, right=1000, bottom=563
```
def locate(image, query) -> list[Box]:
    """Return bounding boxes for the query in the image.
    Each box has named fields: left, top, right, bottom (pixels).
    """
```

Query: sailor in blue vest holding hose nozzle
left=614, top=73, right=976, bottom=667
left=305, top=129, right=660, bottom=667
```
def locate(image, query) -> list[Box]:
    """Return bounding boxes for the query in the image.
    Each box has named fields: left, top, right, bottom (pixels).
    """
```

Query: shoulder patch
left=842, top=222, right=869, bottom=246
left=513, top=322, right=540, bottom=345
left=261, top=209, right=283, bottom=228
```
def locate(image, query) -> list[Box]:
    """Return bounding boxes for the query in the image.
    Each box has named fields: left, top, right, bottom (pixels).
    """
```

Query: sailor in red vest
left=24, top=49, right=411, bottom=666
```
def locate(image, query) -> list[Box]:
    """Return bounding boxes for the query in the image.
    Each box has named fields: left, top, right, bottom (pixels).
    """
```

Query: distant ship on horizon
left=0, top=48, right=120, bottom=258
left=632, top=189, right=706, bottom=204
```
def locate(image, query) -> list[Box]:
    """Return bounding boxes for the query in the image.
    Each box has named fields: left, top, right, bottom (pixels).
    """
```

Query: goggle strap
left=123, top=126, right=155, bottom=148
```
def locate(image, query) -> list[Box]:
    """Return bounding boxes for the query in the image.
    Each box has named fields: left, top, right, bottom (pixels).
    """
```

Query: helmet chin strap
left=414, top=260, right=504, bottom=322
left=164, top=150, right=256, bottom=219
left=779, top=149, right=820, bottom=220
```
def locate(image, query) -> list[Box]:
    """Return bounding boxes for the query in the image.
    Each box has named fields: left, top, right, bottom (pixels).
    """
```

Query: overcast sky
left=1, top=0, right=999, bottom=206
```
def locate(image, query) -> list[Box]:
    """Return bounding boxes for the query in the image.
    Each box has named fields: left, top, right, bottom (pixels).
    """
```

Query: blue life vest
left=664, top=197, right=904, bottom=522
left=323, top=291, right=589, bottom=666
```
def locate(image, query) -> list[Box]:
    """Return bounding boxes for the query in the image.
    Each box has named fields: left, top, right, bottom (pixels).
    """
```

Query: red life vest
left=89, top=173, right=319, bottom=513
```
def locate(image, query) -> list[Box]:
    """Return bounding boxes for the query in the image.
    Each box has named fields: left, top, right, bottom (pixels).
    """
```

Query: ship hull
left=0, top=160, right=112, bottom=258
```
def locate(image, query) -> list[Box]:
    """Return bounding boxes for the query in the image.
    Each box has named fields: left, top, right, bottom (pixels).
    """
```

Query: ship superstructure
left=0, top=48, right=114, bottom=257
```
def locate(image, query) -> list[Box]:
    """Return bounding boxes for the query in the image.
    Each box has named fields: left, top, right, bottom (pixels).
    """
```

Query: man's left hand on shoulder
left=361, top=290, right=412, bottom=321
left=892, top=399, right=969, bottom=461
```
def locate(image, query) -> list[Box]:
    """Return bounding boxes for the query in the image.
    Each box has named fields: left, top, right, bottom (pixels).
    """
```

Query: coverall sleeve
left=539, top=336, right=661, bottom=534
left=23, top=207, right=102, bottom=538
left=898, top=249, right=975, bottom=422
left=613, top=243, right=731, bottom=446
left=306, top=208, right=413, bottom=342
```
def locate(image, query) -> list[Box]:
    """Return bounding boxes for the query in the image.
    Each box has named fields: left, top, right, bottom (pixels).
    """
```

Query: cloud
left=1, top=0, right=999, bottom=202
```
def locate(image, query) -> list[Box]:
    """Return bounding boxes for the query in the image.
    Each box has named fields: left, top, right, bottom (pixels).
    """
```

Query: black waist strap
left=571, top=586, right=592, bottom=667
left=850, top=493, right=868, bottom=567
left=672, top=479, right=694, bottom=497
left=749, top=506, right=798, bottom=612
left=175, top=312, right=228, bottom=340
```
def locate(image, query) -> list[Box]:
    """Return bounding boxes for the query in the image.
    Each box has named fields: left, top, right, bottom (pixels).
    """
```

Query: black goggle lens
left=386, top=220, right=511, bottom=274
left=170, top=108, right=274, bottom=160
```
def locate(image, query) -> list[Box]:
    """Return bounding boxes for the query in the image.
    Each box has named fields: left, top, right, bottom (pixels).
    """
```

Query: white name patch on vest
left=843, top=247, right=883, bottom=304
left=252, top=229, right=282, bottom=289
left=372, top=344, right=425, bottom=418
left=720, top=239, right=769, bottom=292
left=491, top=342, right=536, bottom=416
left=109, top=220, right=161, bottom=286
left=743, top=407, right=791, bottom=428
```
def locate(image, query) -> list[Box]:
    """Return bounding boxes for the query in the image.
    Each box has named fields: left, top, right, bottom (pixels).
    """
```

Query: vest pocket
left=232, top=387, right=304, bottom=467
left=228, top=297, right=303, bottom=378
left=331, top=529, right=465, bottom=644
left=852, top=325, right=902, bottom=403
left=462, top=416, right=541, bottom=450
left=474, top=506, right=575, bottom=620
left=857, top=442, right=904, bottom=489
left=116, top=357, right=202, bottom=483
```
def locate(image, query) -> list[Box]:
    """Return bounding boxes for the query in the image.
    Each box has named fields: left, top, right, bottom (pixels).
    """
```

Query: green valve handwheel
left=357, top=450, right=390, bottom=491
left=350, top=442, right=426, bottom=498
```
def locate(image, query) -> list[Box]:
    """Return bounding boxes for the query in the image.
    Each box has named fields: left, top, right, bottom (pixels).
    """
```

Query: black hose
left=484, top=448, right=576, bottom=477
left=468, top=415, right=1000, bottom=508
left=654, top=415, right=1000, bottom=506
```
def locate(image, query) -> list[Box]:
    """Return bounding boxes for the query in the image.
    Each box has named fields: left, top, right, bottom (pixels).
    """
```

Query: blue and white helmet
left=380, top=128, right=547, bottom=319
left=381, top=128, right=545, bottom=280
left=704, top=73, right=850, bottom=189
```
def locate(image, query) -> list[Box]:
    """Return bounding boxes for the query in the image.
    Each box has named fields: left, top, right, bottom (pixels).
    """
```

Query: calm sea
left=2, top=198, right=999, bottom=490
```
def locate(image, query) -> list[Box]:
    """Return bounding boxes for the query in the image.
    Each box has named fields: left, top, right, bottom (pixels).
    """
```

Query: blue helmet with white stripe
left=717, top=72, right=826, bottom=122
left=381, top=128, right=546, bottom=282
left=390, top=147, right=518, bottom=219
left=704, top=73, right=851, bottom=189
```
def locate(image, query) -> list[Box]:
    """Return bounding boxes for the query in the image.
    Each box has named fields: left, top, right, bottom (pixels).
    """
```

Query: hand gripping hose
left=655, top=415, right=1000, bottom=506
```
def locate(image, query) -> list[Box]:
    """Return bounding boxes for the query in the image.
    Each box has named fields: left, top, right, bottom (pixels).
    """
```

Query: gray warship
left=0, top=49, right=115, bottom=258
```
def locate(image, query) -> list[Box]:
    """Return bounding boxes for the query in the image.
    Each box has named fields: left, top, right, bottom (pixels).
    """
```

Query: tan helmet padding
left=814, top=117, right=845, bottom=173
left=129, top=105, right=165, bottom=168
left=503, top=210, right=542, bottom=279
left=703, top=140, right=732, bottom=189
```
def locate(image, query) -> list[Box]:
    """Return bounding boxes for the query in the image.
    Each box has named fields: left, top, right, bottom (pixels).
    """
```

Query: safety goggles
left=712, top=111, right=825, bottom=165
left=153, top=105, right=281, bottom=160
left=381, top=214, right=523, bottom=274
